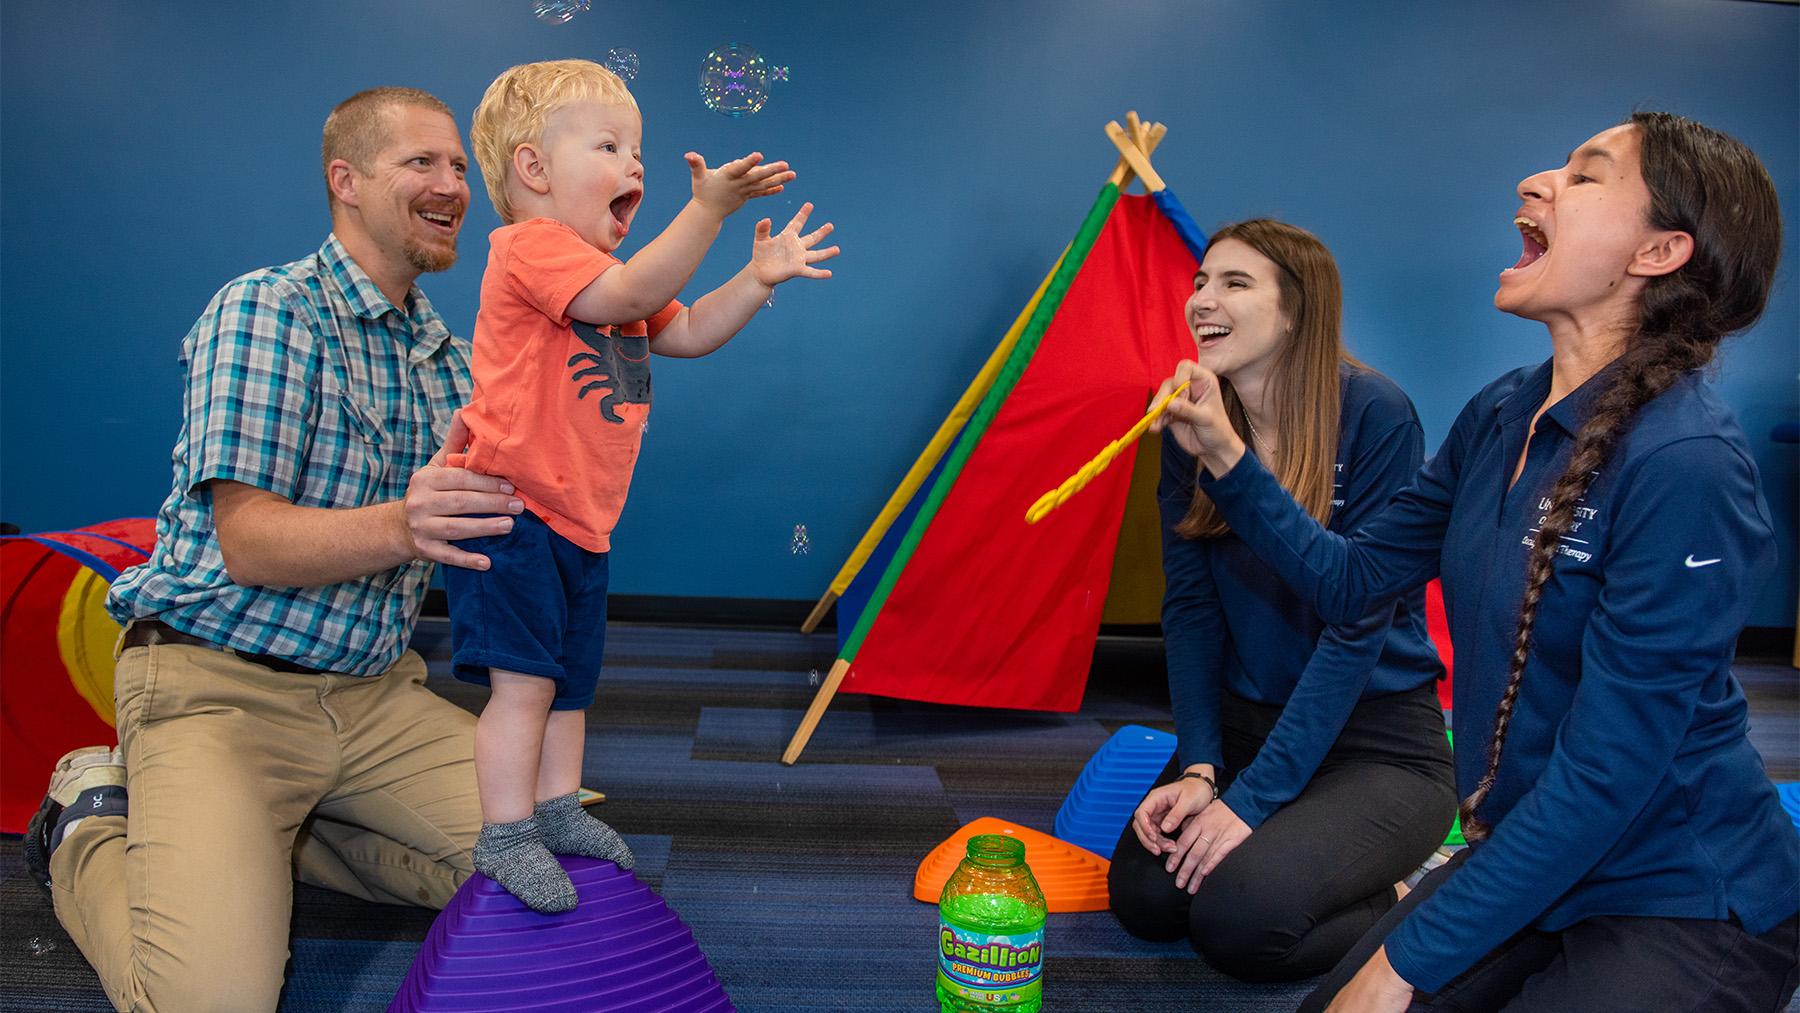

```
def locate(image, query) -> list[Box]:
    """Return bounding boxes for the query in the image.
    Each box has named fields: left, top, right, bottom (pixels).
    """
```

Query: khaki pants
left=49, top=641, right=480, bottom=1012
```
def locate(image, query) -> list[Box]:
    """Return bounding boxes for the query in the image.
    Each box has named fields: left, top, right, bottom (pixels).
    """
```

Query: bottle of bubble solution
left=936, top=834, right=1047, bottom=1012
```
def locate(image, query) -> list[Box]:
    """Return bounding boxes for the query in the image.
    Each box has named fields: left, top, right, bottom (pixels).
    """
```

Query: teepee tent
left=785, top=116, right=1207, bottom=764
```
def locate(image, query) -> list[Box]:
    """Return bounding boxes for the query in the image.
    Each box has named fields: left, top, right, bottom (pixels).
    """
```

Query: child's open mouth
left=610, top=191, right=641, bottom=234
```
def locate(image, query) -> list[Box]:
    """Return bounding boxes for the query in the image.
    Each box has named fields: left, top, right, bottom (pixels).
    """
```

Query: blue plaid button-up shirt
left=108, top=234, right=471, bottom=676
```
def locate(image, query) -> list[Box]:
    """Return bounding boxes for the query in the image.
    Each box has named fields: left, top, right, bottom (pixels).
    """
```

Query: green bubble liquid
left=936, top=835, right=1047, bottom=1012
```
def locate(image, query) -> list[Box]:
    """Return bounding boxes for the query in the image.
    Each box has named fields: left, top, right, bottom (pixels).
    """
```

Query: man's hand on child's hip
left=403, top=411, right=525, bottom=570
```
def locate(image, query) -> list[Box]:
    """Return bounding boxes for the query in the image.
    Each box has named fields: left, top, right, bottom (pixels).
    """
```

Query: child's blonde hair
left=471, top=59, right=639, bottom=223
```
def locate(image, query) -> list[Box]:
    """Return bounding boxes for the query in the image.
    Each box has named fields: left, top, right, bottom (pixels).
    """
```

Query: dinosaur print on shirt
left=569, top=321, right=652, bottom=424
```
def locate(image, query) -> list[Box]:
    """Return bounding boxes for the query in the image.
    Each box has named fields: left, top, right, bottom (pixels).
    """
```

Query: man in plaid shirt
left=23, top=87, right=523, bottom=1011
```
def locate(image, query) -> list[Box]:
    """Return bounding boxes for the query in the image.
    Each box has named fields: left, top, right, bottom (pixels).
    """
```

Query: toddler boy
left=453, top=59, right=838, bottom=911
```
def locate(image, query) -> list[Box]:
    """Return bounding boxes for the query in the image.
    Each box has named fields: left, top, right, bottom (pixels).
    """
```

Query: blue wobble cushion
left=1777, top=782, right=1800, bottom=836
left=389, top=855, right=733, bottom=1012
left=1054, top=725, right=1177, bottom=860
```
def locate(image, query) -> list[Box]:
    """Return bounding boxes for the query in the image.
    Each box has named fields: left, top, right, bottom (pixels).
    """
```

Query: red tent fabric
left=843, top=195, right=1198, bottom=711
left=1425, top=578, right=1455, bottom=711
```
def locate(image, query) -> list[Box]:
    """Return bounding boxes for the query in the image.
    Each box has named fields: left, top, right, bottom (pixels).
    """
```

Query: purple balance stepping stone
left=390, top=856, right=733, bottom=1012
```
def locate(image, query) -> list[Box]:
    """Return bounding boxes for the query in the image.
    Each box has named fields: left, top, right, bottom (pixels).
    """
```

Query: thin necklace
left=1245, top=413, right=1269, bottom=456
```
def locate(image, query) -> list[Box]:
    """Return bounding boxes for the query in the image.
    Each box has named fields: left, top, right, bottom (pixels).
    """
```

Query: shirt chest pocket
left=311, top=381, right=390, bottom=507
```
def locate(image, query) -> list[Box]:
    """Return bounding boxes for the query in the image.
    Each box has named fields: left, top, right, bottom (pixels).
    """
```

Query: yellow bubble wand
left=1025, top=380, right=1190, bottom=524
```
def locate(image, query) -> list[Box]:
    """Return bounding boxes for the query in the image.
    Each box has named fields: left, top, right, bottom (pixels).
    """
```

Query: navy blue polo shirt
left=1161, top=363, right=1444, bottom=830
left=1198, top=358, right=1796, bottom=992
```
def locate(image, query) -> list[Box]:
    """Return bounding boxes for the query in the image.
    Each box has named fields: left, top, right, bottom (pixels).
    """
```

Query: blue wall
left=3, top=1, right=1796, bottom=625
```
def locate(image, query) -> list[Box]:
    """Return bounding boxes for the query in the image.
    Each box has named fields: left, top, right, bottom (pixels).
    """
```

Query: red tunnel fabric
left=1, top=519, right=154, bottom=832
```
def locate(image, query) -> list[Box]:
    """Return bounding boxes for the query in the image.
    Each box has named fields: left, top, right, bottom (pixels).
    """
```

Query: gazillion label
left=937, top=921, right=1044, bottom=1005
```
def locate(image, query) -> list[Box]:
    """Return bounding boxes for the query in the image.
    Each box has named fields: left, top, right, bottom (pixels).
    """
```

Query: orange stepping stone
left=914, top=817, right=1110, bottom=912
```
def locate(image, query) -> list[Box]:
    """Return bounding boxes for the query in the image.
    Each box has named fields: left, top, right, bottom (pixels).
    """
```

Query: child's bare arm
left=566, top=152, right=793, bottom=325
left=651, top=202, right=838, bottom=358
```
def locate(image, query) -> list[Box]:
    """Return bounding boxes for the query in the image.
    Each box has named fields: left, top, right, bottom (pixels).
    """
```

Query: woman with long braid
left=1150, top=112, right=1798, bottom=1010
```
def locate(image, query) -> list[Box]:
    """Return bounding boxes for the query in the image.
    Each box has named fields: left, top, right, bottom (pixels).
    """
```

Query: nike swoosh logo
left=1684, top=555, right=1722, bottom=568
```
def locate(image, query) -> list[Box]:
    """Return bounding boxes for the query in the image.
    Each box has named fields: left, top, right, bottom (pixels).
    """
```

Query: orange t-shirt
left=457, top=218, right=681, bottom=552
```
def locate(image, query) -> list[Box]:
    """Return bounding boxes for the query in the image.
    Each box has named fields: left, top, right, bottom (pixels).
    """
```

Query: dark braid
left=1458, top=111, right=1782, bottom=841
left=1459, top=335, right=1708, bottom=838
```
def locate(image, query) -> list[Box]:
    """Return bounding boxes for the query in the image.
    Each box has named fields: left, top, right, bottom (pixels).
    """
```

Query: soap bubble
left=699, top=42, right=771, bottom=118
left=790, top=523, right=810, bottom=555
left=533, top=0, right=589, bottom=25
left=605, top=47, right=640, bottom=82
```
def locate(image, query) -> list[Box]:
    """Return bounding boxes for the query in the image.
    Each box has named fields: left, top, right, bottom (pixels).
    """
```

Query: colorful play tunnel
left=1, top=519, right=154, bottom=833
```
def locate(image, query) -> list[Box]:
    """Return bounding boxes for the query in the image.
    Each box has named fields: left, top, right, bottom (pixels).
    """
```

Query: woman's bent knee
left=1189, top=884, right=1314, bottom=982
left=1107, top=847, right=1191, bottom=942
left=1193, top=929, right=1313, bottom=983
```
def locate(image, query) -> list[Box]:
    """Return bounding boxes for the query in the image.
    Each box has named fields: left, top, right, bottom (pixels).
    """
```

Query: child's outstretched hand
left=687, top=151, right=794, bottom=217
left=751, top=202, right=838, bottom=288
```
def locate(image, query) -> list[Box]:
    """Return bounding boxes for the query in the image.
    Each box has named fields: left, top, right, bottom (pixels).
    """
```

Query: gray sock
left=472, top=817, right=577, bottom=913
left=534, top=793, right=635, bottom=870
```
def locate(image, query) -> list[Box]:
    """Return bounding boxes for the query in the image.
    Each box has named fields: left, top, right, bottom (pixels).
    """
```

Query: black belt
left=124, top=619, right=329, bottom=676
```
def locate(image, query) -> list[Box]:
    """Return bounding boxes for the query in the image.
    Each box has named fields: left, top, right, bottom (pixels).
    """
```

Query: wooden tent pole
left=800, top=591, right=837, bottom=633
left=781, top=658, right=851, bottom=765
left=1104, top=121, right=1167, bottom=193
left=1105, top=111, right=1164, bottom=190
left=782, top=114, right=1171, bottom=765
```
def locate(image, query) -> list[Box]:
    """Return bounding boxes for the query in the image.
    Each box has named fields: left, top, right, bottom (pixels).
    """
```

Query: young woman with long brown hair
left=1106, top=219, right=1457, bottom=982
left=1151, top=114, right=1798, bottom=1010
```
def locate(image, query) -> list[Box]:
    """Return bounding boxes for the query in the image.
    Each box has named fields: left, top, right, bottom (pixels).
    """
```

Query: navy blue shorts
left=443, top=510, right=608, bottom=711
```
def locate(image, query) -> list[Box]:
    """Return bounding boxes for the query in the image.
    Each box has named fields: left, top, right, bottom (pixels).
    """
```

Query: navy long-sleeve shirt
left=1198, top=358, right=1798, bottom=992
left=1160, top=364, right=1444, bottom=830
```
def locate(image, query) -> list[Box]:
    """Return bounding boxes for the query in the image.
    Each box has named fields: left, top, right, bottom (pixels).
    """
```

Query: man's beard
left=404, top=236, right=457, bottom=274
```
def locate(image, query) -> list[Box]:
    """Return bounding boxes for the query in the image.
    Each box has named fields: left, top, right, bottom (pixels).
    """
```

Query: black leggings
left=1108, top=682, right=1456, bottom=982
left=1298, top=848, right=1800, bottom=1012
